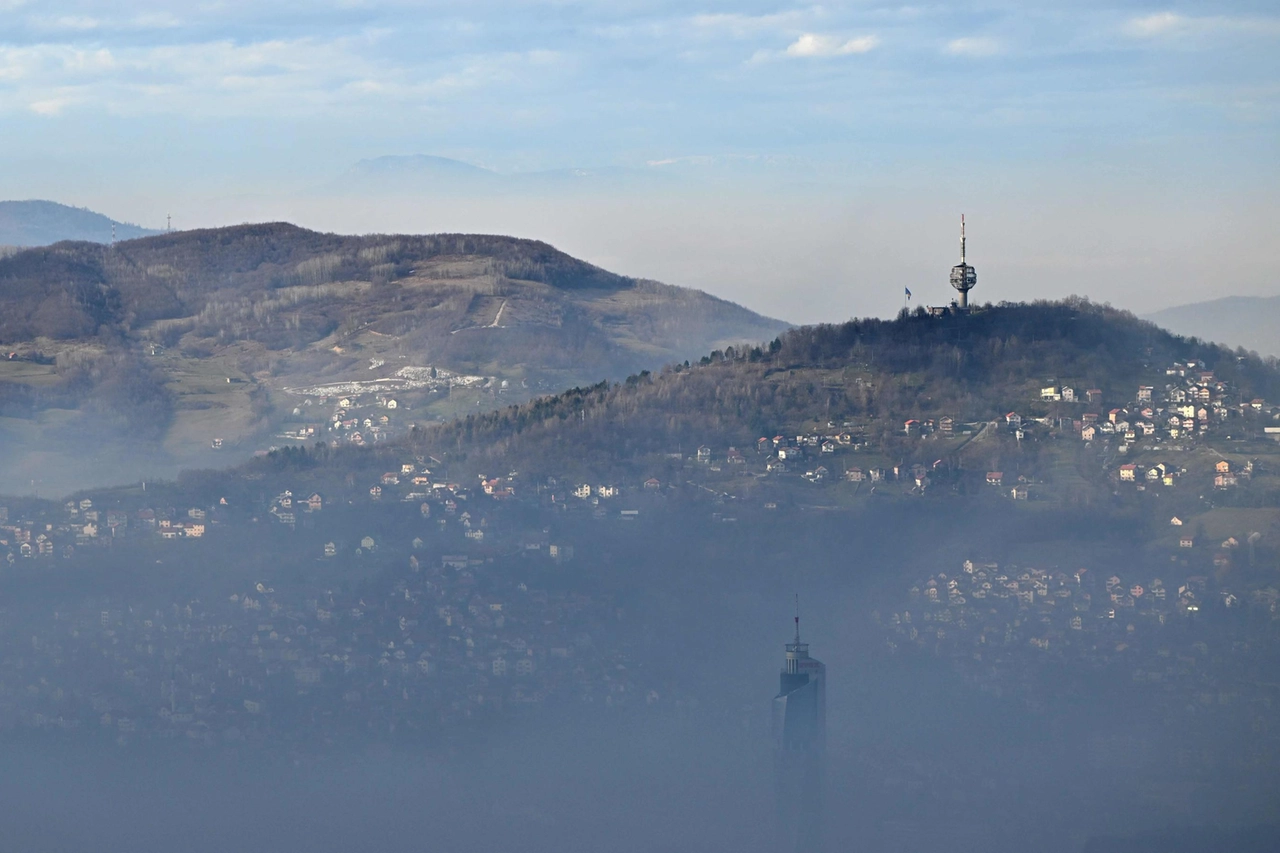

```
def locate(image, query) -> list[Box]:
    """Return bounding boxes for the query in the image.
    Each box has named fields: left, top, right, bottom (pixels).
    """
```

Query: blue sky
left=0, top=1, right=1277, bottom=323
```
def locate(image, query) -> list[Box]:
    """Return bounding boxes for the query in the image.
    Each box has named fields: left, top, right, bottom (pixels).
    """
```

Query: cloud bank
left=784, top=33, right=880, bottom=57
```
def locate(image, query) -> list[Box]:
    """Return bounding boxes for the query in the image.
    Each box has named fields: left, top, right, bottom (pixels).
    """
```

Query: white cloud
left=944, top=36, right=1000, bottom=57
left=25, top=8, right=184, bottom=32
left=28, top=96, right=71, bottom=115
left=0, top=31, right=564, bottom=119
left=0, top=44, right=115, bottom=81
left=53, top=15, right=100, bottom=30
left=1123, top=12, right=1280, bottom=39
left=645, top=155, right=714, bottom=167
left=784, top=33, right=879, bottom=58
left=1123, top=12, right=1187, bottom=37
left=691, top=8, right=817, bottom=38
left=130, top=12, right=182, bottom=29
left=0, top=48, right=35, bottom=81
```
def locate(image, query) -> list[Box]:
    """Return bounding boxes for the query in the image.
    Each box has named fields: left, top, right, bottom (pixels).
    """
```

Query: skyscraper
left=773, top=608, right=825, bottom=852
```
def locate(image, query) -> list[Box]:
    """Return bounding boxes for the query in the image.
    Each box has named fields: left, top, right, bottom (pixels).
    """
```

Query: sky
left=0, top=0, right=1277, bottom=323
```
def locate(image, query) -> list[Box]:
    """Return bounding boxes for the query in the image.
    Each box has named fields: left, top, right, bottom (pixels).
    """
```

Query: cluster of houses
left=1168, top=518, right=1263, bottom=569
left=272, top=365, right=502, bottom=451
left=267, top=490, right=324, bottom=526
left=1116, top=457, right=1253, bottom=491
left=901, top=417, right=962, bottom=438
left=1080, top=363, right=1273, bottom=449
left=750, top=432, right=862, bottom=473
left=0, top=499, right=216, bottom=560
left=1015, top=371, right=1250, bottom=452
left=256, top=467, right=502, bottom=547
left=359, top=461, right=490, bottom=523
left=325, top=393, right=402, bottom=446
left=1088, top=364, right=1276, bottom=488
left=694, top=432, right=870, bottom=484
left=571, top=483, right=621, bottom=500
left=0, top=505, right=656, bottom=746
left=988, top=362, right=1278, bottom=493
left=882, top=558, right=1280, bottom=734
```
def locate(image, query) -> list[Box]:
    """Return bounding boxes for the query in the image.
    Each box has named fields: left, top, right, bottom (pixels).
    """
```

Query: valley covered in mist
left=3, top=297, right=1280, bottom=851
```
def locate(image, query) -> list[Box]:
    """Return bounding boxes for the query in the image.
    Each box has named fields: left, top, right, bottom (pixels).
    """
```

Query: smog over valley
left=1, top=2, right=1279, bottom=852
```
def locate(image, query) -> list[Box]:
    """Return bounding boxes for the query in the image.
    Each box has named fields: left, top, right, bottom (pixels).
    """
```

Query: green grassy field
left=152, top=351, right=263, bottom=455
left=1174, top=507, right=1280, bottom=542
left=0, top=360, right=60, bottom=386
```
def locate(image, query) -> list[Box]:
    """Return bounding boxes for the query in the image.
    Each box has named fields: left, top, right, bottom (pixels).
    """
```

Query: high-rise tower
left=949, top=214, right=977, bottom=309
left=773, top=605, right=825, bottom=853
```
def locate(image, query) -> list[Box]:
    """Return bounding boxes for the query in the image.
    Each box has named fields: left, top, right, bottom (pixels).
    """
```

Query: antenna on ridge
left=167, top=213, right=172, bottom=233
left=110, top=223, right=116, bottom=247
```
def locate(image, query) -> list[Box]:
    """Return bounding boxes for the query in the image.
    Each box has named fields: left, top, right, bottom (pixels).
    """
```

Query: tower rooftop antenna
left=794, top=593, right=801, bottom=645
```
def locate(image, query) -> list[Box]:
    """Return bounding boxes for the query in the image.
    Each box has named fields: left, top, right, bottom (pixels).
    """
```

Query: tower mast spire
left=949, top=213, right=977, bottom=309
left=794, top=593, right=801, bottom=645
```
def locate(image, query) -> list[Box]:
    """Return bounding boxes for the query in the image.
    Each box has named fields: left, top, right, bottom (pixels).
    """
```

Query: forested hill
left=390, top=299, right=1280, bottom=477
left=0, top=223, right=788, bottom=494
left=0, top=223, right=704, bottom=342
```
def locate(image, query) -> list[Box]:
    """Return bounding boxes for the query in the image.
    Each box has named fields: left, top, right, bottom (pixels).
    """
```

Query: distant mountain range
left=0, top=200, right=159, bottom=246
left=321, top=154, right=679, bottom=196
left=1144, top=296, right=1280, bottom=358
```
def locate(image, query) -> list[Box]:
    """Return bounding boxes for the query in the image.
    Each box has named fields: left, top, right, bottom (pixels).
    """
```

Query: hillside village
left=272, top=365, right=489, bottom=448
left=2, top=303, right=1280, bottom=759
left=2, top=403, right=1279, bottom=752
left=210, top=351, right=1280, bottom=512
left=881, top=554, right=1280, bottom=780
left=0, top=492, right=655, bottom=746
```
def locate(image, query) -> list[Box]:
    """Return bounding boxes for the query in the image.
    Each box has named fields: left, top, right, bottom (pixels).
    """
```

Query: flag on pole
left=904, top=287, right=912, bottom=300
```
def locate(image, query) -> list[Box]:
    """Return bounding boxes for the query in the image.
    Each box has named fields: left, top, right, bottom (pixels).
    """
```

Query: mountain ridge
left=320, top=154, right=678, bottom=196
left=70, top=298, right=1280, bottom=546
left=383, top=298, right=1280, bottom=486
left=1144, top=295, right=1280, bottom=358
left=0, top=222, right=789, bottom=494
left=0, top=199, right=160, bottom=247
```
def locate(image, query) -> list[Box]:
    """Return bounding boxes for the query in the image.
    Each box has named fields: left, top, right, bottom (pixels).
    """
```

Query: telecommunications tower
left=773, top=600, right=826, bottom=853
left=949, top=214, right=977, bottom=309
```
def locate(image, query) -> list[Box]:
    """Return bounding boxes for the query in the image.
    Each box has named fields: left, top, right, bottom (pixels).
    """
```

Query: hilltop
left=0, top=200, right=159, bottom=247
left=397, top=299, right=1280, bottom=483
left=0, top=223, right=787, bottom=494
left=125, top=298, right=1280, bottom=537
